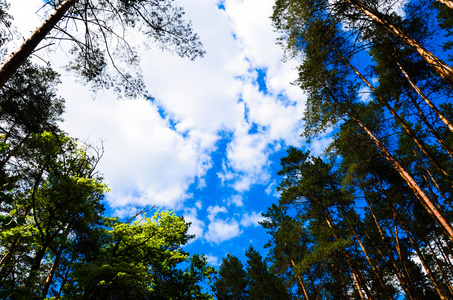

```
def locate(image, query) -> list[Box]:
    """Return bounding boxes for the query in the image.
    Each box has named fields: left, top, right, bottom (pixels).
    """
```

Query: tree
left=0, top=0, right=205, bottom=96
left=213, top=254, right=249, bottom=300
left=0, top=131, right=107, bottom=298
left=272, top=0, right=453, bottom=242
left=58, top=211, right=215, bottom=299
left=245, top=246, right=290, bottom=300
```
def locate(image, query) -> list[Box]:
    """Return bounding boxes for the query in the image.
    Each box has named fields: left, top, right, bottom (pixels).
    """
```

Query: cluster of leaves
left=0, top=0, right=205, bottom=97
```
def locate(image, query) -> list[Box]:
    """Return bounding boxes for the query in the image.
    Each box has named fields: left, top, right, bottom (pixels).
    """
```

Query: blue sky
left=9, top=0, right=333, bottom=267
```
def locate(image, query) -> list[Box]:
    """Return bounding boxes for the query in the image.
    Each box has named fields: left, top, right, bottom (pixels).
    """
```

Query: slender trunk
left=285, top=243, right=310, bottom=300
left=425, top=237, right=453, bottom=297
left=41, top=250, right=62, bottom=298
left=400, top=77, right=453, bottom=160
left=433, top=234, right=453, bottom=283
left=393, top=210, right=449, bottom=300
left=331, top=260, right=351, bottom=300
left=25, top=246, right=47, bottom=289
left=437, top=0, right=453, bottom=10
left=333, top=45, right=451, bottom=178
left=57, top=258, right=73, bottom=299
left=397, top=59, right=453, bottom=137
left=319, top=206, right=373, bottom=299
left=412, top=148, right=453, bottom=211
left=350, top=114, right=453, bottom=242
left=346, top=0, right=453, bottom=86
left=0, top=0, right=78, bottom=89
left=341, top=207, right=392, bottom=300
left=361, top=194, right=418, bottom=300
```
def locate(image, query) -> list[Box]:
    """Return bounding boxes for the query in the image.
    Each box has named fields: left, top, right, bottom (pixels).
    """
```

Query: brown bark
left=346, top=0, right=453, bottom=86
left=323, top=82, right=453, bottom=243
left=42, top=250, right=62, bottom=298
left=393, top=210, right=449, bottom=300
left=341, top=207, right=392, bottom=300
left=396, top=60, right=453, bottom=135
left=400, top=77, right=453, bottom=160
left=333, top=45, right=451, bottom=179
left=437, top=0, right=453, bottom=10
left=350, top=114, right=453, bottom=243
left=361, top=193, right=418, bottom=300
left=315, top=202, right=373, bottom=300
left=0, top=0, right=78, bottom=89
left=291, top=258, right=310, bottom=300
left=425, top=238, right=453, bottom=297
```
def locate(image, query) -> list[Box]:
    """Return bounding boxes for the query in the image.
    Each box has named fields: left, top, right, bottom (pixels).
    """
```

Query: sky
left=8, top=0, right=332, bottom=267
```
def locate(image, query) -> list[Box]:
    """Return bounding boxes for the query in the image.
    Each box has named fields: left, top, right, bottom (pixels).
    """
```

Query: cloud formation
left=9, top=0, right=307, bottom=214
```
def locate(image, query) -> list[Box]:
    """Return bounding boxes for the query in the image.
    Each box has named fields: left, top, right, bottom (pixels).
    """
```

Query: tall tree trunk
left=400, top=78, right=453, bottom=160
left=351, top=114, right=453, bottom=242
left=393, top=210, right=449, bottom=300
left=0, top=0, right=78, bottom=89
left=334, top=45, right=451, bottom=179
left=425, top=237, right=453, bottom=297
left=25, top=246, right=47, bottom=289
left=345, top=0, right=453, bottom=86
left=316, top=203, right=374, bottom=300
left=396, top=60, right=453, bottom=135
left=361, top=191, right=419, bottom=300
left=285, top=243, right=310, bottom=300
left=341, top=207, right=392, bottom=300
left=324, top=84, right=453, bottom=243
left=437, top=0, right=453, bottom=10
left=41, top=249, right=62, bottom=298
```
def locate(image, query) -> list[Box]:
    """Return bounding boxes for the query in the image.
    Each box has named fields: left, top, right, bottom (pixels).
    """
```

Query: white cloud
left=206, top=254, right=220, bottom=266
left=204, top=218, right=242, bottom=244
left=207, top=205, right=228, bottom=221
left=240, top=211, right=265, bottom=227
left=183, top=208, right=205, bottom=242
left=227, top=195, right=243, bottom=207
left=8, top=0, right=310, bottom=212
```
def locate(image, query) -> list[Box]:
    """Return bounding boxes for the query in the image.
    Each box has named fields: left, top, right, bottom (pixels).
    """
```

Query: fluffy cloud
left=204, top=218, right=242, bottom=244
left=240, top=211, right=265, bottom=227
left=8, top=0, right=307, bottom=210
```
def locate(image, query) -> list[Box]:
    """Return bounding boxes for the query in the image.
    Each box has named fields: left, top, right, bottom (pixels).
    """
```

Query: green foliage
left=213, top=254, right=249, bottom=300
left=60, top=211, right=215, bottom=299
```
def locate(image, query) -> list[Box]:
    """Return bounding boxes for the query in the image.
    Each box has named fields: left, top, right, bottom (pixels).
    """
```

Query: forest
left=1, top=0, right=453, bottom=299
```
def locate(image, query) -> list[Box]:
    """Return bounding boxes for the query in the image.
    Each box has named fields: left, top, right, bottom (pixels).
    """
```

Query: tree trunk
left=285, top=243, right=310, bottom=300
left=25, top=246, right=47, bottom=289
left=323, top=84, right=453, bottom=243
left=393, top=210, right=449, bottom=300
left=341, top=207, right=392, bottom=300
left=41, top=249, right=62, bottom=298
left=350, top=114, right=453, bottom=243
left=361, top=192, right=419, bottom=300
left=318, top=204, right=373, bottom=300
left=345, top=0, right=453, bottom=86
left=438, top=0, right=453, bottom=10
left=399, top=77, right=453, bottom=160
left=333, top=45, right=451, bottom=178
left=0, top=0, right=78, bottom=89
left=396, top=60, right=453, bottom=135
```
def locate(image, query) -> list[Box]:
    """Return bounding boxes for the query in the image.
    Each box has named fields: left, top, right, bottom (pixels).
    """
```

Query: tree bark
left=341, top=207, right=392, bottom=300
left=345, top=0, right=453, bottom=86
left=438, top=0, right=453, bottom=10
left=333, top=45, right=451, bottom=178
left=323, top=84, right=453, bottom=243
left=0, top=0, right=78, bottom=89
left=362, top=191, right=419, bottom=300
left=396, top=60, right=453, bottom=134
